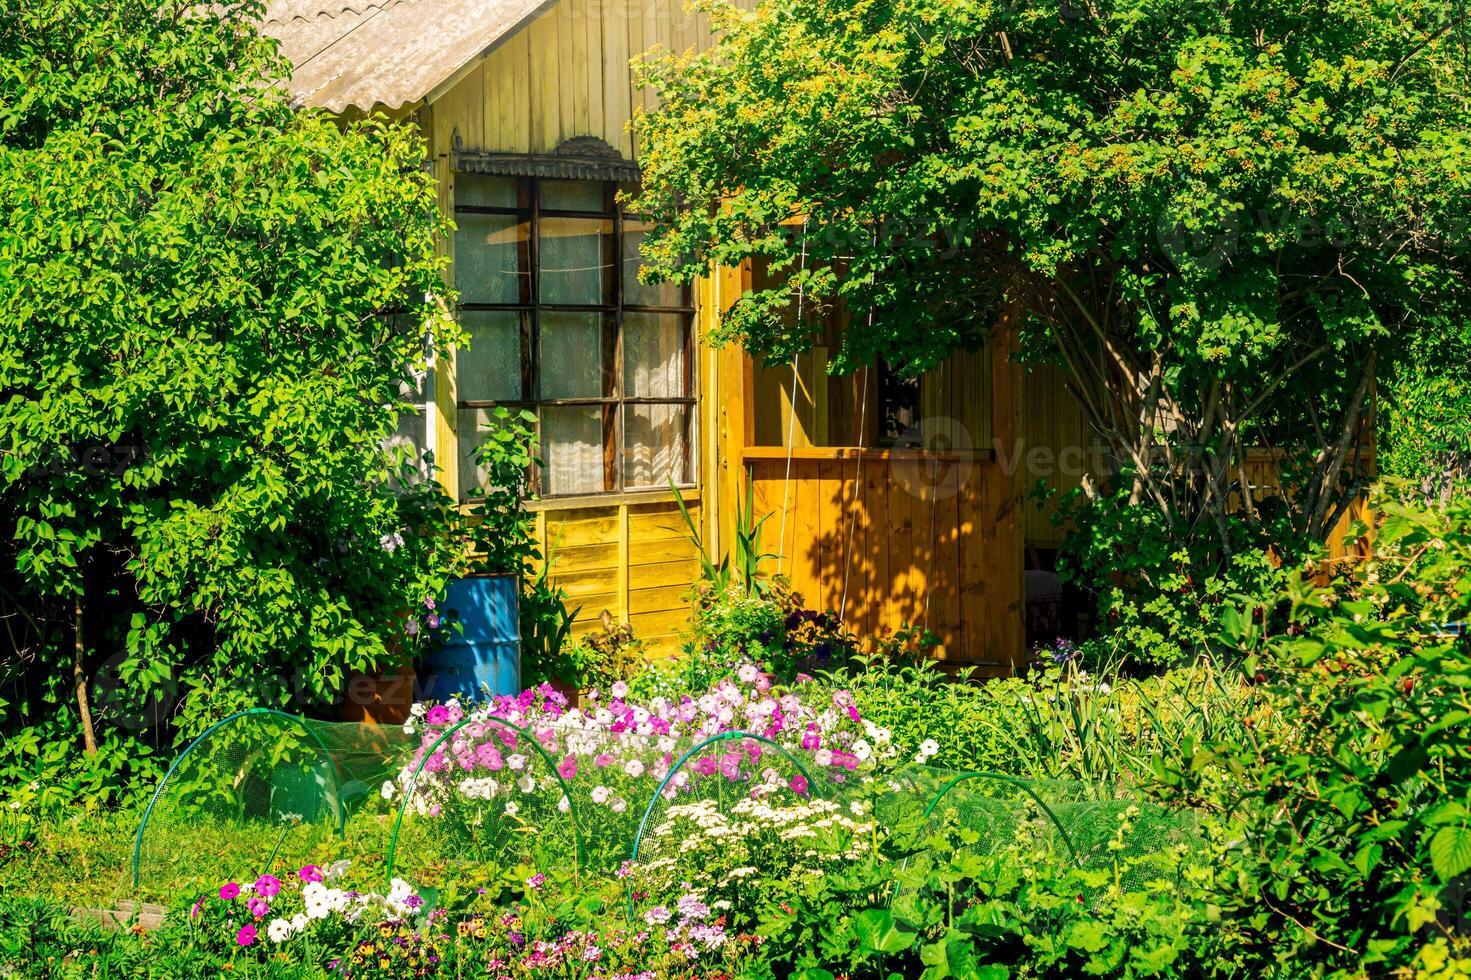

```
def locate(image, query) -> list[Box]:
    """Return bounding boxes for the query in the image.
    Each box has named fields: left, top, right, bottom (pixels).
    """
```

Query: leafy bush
left=1159, top=489, right=1471, bottom=977
left=1052, top=479, right=1293, bottom=670
left=0, top=0, right=462, bottom=802
left=752, top=807, right=1218, bottom=980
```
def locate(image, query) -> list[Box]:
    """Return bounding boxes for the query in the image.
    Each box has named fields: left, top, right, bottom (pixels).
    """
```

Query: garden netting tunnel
left=132, top=710, right=415, bottom=898
left=136, top=708, right=1200, bottom=916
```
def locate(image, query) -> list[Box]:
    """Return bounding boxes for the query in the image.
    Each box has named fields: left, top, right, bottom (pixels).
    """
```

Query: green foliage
left=518, top=561, right=581, bottom=690
left=1158, top=488, right=1471, bottom=976
left=844, top=652, right=1258, bottom=784
left=459, top=406, right=578, bottom=688
left=0, top=0, right=461, bottom=800
left=529, top=612, right=640, bottom=692
left=1380, top=325, right=1471, bottom=502
left=749, top=800, right=1217, bottom=979
left=1052, top=483, right=1292, bottom=668
left=633, top=0, right=1471, bottom=570
left=463, top=407, right=540, bottom=576
left=673, top=478, right=776, bottom=598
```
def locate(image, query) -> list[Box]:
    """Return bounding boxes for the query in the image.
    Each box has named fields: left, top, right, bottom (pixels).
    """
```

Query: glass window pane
left=624, top=313, right=687, bottom=398
left=538, top=217, right=611, bottom=306
left=456, top=174, right=520, bottom=208
left=622, top=221, right=687, bottom=308
left=398, top=364, right=433, bottom=405
left=457, top=407, right=493, bottom=498
left=623, top=403, right=692, bottom=489
left=539, top=313, right=606, bottom=399
left=386, top=407, right=430, bottom=483
left=543, top=406, right=605, bottom=495
left=541, top=180, right=606, bottom=213
left=458, top=312, right=523, bottom=403
left=456, top=213, right=528, bottom=304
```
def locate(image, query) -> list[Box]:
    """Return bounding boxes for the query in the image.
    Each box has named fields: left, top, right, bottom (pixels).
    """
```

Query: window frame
left=454, top=176, right=698, bottom=500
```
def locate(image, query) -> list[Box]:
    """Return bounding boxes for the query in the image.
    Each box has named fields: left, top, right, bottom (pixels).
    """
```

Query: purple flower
left=557, top=755, right=578, bottom=780
left=405, top=619, right=421, bottom=637
left=298, top=865, right=323, bottom=884
left=253, top=874, right=281, bottom=898
left=236, top=924, right=257, bottom=946
left=789, top=774, right=810, bottom=796
left=526, top=873, right=546, bottom=891
left=219, top=882, right=240, bottom=901
left=425, top=705, right=450, bottom=726
left=424, top=596, right=436, bottom=610
left=426, top=613, right=441, bottom=630
left=247, top=896, right=269, bottom=919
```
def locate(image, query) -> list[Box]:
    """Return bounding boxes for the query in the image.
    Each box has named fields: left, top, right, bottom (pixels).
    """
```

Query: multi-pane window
left=454, top=175, right=696, bottom=498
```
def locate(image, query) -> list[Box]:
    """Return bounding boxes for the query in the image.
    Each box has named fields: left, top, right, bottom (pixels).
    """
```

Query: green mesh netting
left=383, top=716, right=585, bottom=900
left=625, top=732, right=824, bottom=920
left=132, top=711, right=415, bottom=900
left=135, top=713, right=1202, bottom=920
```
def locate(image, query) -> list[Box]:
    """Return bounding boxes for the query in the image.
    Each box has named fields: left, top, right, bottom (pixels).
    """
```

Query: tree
left=0, top=0, right=462, bottom=799
left=632, top=0, right=1471, bottom=578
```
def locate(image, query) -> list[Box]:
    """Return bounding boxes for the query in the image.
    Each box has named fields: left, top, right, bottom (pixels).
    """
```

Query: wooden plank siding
left=742, top=451, right=1023, bottom=671
left=537, top=498, right=702, bottom=656
left=425, top=0, right=756, bottom=162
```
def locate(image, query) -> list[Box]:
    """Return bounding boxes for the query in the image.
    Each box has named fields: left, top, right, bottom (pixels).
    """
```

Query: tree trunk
left=73, top=598, right=97, bottom=756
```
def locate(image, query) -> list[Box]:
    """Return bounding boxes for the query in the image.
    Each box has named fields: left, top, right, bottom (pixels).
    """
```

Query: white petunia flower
left=267, top=918, right=292, bottom=943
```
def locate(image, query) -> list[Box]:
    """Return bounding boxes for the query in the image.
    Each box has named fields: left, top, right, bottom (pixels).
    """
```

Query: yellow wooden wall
left=534, top=500, right=702, bottom=651
left=425, top=0, right=753, bottom=161
left=716, top=295, right=1029, bottom=670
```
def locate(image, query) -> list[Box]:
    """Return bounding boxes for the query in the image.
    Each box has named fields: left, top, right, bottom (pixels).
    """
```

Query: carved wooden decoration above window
left=453, top=134, right=640, bottom=182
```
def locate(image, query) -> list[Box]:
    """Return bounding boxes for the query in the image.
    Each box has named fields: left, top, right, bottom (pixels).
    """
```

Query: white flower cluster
left=913, top=738, right=941, bottom=765
left=263, top=867, right=420, bottom=945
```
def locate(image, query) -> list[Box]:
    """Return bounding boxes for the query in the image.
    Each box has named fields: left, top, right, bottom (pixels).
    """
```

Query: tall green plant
left=633, top=0, right=1471, bottom=579
left=672, top=478, right=776, bottom=597
left=0, top=0, right=459, bottom=800
left=1159, top=488, right=1471, bottom=976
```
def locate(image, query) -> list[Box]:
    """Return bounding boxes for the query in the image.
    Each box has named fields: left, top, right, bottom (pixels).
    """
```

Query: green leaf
left=1429, top=825, right=1471, bottom=881
left=852, top=909, right=917, bottom=954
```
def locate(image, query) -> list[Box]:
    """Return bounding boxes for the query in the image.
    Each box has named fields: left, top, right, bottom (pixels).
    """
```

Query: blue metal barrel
left=420, top=574, right=521, bottom=702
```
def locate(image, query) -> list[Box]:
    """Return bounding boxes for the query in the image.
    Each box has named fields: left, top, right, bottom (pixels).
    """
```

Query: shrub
left=1159, top=488, right=1471, bottom=976
left=0, top=0, right=461, bottom=803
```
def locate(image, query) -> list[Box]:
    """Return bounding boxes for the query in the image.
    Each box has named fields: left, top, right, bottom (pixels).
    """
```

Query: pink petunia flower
left=236, top=924, right=257, bottom=946
left=219, top=882, right=240, bottom=901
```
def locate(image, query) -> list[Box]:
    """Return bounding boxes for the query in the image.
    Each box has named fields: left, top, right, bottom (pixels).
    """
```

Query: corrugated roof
left=260, top=0, right=553, bottom=113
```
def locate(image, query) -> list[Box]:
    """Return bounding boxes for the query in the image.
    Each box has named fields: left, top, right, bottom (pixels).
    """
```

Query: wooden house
left=259, top=1, right=1152, bottom=672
